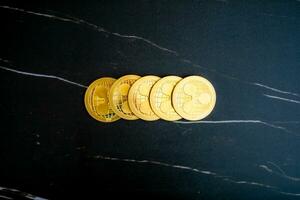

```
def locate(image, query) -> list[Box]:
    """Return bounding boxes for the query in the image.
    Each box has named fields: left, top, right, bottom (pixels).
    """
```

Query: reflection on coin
left=109, top=75, right=141, bottom=120
left=172, top=76, right=216, bottom=121
left=149, top=76, right=182, bottom=121
left=128, top=75, right=160, bottom=121
left=84, top=77, right=120, bottom=123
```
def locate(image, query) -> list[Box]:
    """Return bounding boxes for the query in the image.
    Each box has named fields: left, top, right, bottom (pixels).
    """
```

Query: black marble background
left=0, top=0, right=299, bottom=199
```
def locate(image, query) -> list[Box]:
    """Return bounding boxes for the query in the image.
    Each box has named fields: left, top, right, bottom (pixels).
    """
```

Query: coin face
left=149, top=76, right=182, bottom=121
left=128, top=75, right=160, bottom=121
left=172, top=76, right=216, bottom=121
left=109, top=75, right=141, bottom=120
left=84, top=77, right=120, bottom=123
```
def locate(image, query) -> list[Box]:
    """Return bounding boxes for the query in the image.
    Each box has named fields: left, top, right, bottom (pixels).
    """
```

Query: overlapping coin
left=128, top=75, right=160, bottom=121
left=84, top=77, right=120, bottom=123
left=149, top=76, right=182, bottom=121
left=172, top=76, right=216, bottom=121
left=85, top=74, right=216, bottom=122
left=109, top=74, right=141, bottom=120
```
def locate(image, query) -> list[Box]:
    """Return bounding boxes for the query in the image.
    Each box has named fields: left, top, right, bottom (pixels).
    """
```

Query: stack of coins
left=84, top=75, right=216, bottom=122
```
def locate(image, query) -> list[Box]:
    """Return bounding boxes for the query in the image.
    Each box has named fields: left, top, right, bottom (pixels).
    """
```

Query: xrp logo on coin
left=84, top=75, right=216, bottom=123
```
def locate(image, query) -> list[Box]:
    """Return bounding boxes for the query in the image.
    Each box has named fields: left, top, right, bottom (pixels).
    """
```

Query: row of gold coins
left=84, top=75, right=216, bottom=122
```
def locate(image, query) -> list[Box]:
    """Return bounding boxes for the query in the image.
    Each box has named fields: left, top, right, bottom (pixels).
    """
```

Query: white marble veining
left=91, top=154, right=300, bottom=196
left=263, top=94, right=300, bottom=104
left=0, top=5, right=299, bottom=102
left=0, top=186, right=47, bottom=200
left=259, top=161, right=300, bottom=182
left=1, top=3, right=300, bottom=199
left=174, top=120, right=295, bottom=135
left=0, top=63, right=87, bottom=88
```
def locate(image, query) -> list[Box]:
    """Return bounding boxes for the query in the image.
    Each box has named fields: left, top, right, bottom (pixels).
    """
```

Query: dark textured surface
left=0, top=1, right=300, bottom=199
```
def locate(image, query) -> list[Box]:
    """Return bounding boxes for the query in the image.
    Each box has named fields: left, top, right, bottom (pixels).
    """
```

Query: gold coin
left=149, top=76, right=182, bottom=121
left=109, top=75, right=141, bottom=120
left=84, top=77, right=120, bottom=123
left=128, top=75, right=160, bottom=121
left=172, top=75, right=216, bottom=121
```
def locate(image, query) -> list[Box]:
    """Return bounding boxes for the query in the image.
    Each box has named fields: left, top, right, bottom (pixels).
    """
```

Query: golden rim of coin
left=128, top=75, right=160, bottom=121
left=109, top=74, right=141, bottom=120
left=84, top=77, right=121, bottom=123
left=172, top=75, right=216, bottom=121
left=149, top=76, right=182, bottom=121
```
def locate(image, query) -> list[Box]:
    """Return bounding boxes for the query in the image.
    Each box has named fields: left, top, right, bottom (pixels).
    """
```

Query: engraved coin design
left=172, top=75, right=216, bottom=121
left=149, top=76, right=182, bottom=121
left=84, top=77, right=120, bottom=122
left=109, top=75, right=141, bottom=120
left=128, top=75, right=160, bottom=121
